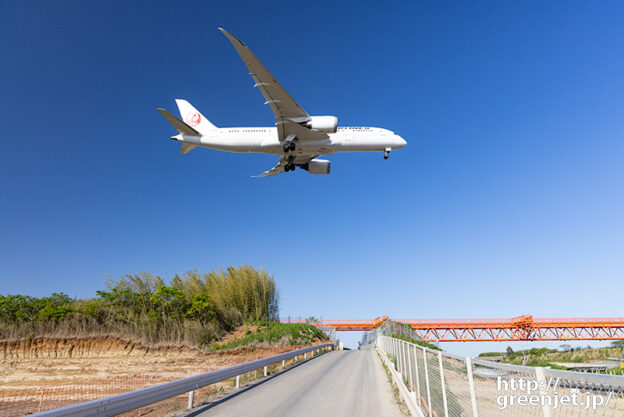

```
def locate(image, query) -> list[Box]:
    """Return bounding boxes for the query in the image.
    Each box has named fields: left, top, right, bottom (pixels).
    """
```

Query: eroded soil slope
left=0, top=334, right=303, bottom=389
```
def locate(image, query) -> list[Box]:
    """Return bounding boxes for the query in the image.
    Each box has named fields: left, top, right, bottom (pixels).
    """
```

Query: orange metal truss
left=281, top=315, right=624, bottom=342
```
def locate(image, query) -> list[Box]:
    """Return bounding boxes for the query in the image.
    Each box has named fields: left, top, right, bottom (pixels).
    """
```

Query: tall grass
left=0, top=265, right=279, bottom=347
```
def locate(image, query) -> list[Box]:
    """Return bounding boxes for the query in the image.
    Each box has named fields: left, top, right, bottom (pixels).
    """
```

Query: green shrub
left=478, top=352, right=504, bottom=357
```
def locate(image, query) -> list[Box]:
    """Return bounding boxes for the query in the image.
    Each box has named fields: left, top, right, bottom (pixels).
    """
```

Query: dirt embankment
left=0, top=336, right=201, bottom=360
left=0, top=335, right=301, bottom=388
left=0, top=332, right=328, bottom=416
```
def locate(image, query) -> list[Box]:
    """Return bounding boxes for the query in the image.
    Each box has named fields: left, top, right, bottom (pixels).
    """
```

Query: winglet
left=218, top=27, right=245, bottom=47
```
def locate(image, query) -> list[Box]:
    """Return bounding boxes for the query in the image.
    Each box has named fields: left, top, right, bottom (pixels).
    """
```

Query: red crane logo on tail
left=185, top=112, right=201, bottom=127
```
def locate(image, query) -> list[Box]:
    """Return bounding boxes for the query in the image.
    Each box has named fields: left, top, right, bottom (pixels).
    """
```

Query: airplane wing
left=220, top=28, right=321, bottom=142
left=254, top=154, right=318, bottom=177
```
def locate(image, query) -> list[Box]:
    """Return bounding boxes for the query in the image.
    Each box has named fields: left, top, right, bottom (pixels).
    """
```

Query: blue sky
left=1, top=1, right=623, bottom=353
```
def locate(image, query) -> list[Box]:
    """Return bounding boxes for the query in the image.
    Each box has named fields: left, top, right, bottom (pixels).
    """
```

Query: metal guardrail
left=30, top=343, right=333, bottom=417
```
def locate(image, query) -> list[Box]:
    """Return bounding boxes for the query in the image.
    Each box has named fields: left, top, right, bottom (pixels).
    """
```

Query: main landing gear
left=283, top=141, right=296, bottom=153
left=384, top=148, right=391, bottom=159
left=283, top=134, right=297, bottom=153
left=284, top=156, right=296, bottom=172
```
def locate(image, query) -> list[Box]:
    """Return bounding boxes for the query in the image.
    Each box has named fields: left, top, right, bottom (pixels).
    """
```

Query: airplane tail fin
left=180, top=143, right=198, bottom=154
left=175, top=99, right=217, bottom=135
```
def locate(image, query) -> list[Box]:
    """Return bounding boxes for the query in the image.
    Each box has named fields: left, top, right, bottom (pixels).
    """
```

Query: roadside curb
left=376, top=347, right=426, bottom=417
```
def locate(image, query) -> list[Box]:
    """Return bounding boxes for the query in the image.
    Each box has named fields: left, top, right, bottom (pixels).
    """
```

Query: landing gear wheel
left=289, top=142, right=296, bottom=151
left=384, top=149, right=390, bottom=159
left=283, top=143, right=290, bottom=153
left=284, top=164, right=291, bottom=172
left=289, top=163, right=296, bottom=171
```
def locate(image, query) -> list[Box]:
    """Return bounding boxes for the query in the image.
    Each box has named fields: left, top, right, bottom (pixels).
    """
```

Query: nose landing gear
left=384, top=148, right=391, bottom=159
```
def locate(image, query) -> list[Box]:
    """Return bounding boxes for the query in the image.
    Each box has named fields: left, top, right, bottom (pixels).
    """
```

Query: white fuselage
left=175, top=126, right=407, bottom=156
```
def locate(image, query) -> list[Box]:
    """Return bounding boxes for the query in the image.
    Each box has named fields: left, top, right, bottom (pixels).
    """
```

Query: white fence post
left=465, top=357, right=479, bottom=417
left=394, top=338, right=398, bottom=368
left=401, top=341, right=407, bottom=380
left=395, top=340, right=400, bottom=370
left=264, top=366, right=268, bottom=377
left=423, top=348, right=432, bottom=417
left=282, top=359, right=285, bottom=368
left=438, top=351, right=449, bottom=417
left=413, top=344, right=421, bottom=407
left=187, top=390, right=194, bottom=410
left=407, top=342, right=414, bottom=392
left=235, top=375, right=240, bottom=389
left=535, top=367, right=553, bottom=417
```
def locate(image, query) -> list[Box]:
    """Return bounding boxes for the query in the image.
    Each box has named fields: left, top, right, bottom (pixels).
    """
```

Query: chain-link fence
left=377, top=335, right=624, bottom=417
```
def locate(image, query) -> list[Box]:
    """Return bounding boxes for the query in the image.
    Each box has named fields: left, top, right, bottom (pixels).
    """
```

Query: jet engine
left=305, top=116, right=338, bottom=133
left=302, top=159, right=331, bottom=175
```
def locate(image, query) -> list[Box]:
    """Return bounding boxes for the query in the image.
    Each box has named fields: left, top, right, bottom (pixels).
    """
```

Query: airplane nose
left=396, top=135, right=407, bottom=148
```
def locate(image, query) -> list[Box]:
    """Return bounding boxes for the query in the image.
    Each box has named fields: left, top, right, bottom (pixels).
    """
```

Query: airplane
left=157, top=28, right=407, bottom=177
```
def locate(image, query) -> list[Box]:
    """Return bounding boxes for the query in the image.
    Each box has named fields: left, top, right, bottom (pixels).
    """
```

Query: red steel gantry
left=281, top=315, right=624, bottom=342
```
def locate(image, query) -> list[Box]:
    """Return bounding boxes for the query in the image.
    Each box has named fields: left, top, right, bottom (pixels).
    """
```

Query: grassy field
left=478, top=343, right=624, bottom=372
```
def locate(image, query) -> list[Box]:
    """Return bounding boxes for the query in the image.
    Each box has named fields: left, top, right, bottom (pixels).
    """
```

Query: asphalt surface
left=189, top=349, right=404, bottom=417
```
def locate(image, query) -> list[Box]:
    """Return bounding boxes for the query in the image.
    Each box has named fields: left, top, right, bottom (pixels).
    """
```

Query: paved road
left=191, top=349, right=404, bottom=417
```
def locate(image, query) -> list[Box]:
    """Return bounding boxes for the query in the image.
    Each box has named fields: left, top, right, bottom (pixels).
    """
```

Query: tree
left=150, top=285, right=185, bottom=317
left=0, top=265, right=280, bottom=347
left=506, top=346, right=514, bottom=355
left=184, top=294, right=217, bottom=323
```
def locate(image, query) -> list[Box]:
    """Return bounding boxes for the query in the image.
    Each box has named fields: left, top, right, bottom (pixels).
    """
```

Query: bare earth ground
left=0, top=333, right=312, bottom=417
